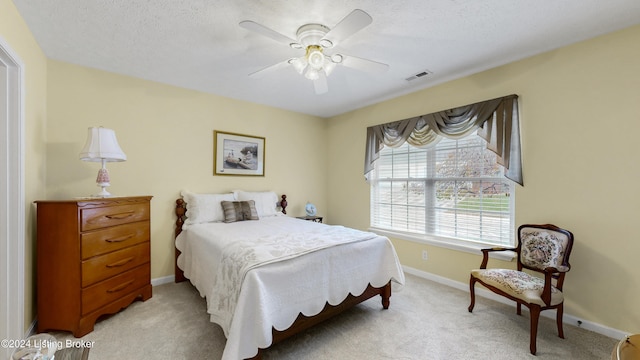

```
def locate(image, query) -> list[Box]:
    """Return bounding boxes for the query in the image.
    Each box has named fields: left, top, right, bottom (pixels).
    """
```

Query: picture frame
left=214, top=130, right=265, bottom=176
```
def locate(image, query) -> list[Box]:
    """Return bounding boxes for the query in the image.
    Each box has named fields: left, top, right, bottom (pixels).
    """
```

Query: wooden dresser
left=35, top=196, right=153, bottom=337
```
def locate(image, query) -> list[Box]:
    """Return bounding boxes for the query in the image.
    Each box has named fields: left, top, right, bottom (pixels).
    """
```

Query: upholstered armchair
left=468, top=224, right=574, bottom=355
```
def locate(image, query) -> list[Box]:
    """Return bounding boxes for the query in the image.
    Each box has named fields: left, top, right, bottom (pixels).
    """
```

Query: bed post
left=381, top=282, right=391, bottom=309
left=280, top=194, right=287, bottom=214
left=175, top=198, right=187, bottom=283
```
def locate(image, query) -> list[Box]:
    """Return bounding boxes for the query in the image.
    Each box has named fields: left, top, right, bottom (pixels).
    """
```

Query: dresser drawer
left=81, top=242, right=150, bottom=287
left=82, top=265, right=150, bottom=315
left=82, top=222, right=149, bottom=259
left=81, top=203, right=150, bottom=231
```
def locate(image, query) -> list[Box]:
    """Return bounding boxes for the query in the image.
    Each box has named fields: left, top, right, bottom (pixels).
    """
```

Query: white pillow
left=181, top=191, right=236, bottom=225
left=234, top=190, right=279, bottom=217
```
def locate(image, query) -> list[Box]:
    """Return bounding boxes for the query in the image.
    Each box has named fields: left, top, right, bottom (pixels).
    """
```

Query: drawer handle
left=105, top=234, right=134, bottom=243
left=107, top=280, right=135, bottom=293
left=105, top=211, right=135, bottom=220
left=106, top=257, right=134, bottom=268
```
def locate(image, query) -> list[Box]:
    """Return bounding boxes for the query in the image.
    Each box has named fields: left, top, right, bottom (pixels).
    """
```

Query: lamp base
left=95, top=168, right=112, bottom=197
left=94, top=186, right=112, bottom=197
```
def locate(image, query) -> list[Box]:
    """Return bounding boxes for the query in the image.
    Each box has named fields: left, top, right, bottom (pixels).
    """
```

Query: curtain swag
left=364, top=94, right=523, bottom=185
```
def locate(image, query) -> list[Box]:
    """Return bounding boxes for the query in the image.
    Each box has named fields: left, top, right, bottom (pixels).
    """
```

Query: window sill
left=369, top=227, right=516, bottom=262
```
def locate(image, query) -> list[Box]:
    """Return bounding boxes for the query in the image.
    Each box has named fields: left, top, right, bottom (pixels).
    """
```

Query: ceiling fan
left=239, top=9, right=389, bottom=94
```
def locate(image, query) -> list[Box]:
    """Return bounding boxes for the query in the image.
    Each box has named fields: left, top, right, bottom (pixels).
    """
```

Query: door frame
left=0, top=35, right=26, bottom=358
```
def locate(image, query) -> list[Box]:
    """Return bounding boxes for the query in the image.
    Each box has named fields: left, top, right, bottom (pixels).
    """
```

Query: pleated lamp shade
left=79, top=127, right=126, bottom=197
left=79, top=127, right=127, bottom=162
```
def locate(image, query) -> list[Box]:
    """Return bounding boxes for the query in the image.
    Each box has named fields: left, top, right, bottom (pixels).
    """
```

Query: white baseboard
left=151, top=275, right=175, bottom=286
left=402, top=265, right=628, bottom=340
left=25, top=318, right=37, bottom=337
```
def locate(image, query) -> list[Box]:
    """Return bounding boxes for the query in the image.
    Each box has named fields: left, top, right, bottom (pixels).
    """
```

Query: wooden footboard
left=174, top=196, right=392, bottom=359
left=246, top=281, right=391, bottom=360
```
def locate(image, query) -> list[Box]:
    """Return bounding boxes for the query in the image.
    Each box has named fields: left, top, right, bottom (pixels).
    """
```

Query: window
left=370, top=133, right=515, bottom=247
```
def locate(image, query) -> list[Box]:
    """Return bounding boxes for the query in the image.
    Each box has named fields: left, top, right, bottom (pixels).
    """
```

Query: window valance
left=364, top=94, right=522, bottom=185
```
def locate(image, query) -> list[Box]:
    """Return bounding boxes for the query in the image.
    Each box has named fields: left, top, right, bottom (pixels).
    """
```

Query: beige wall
left=45, top=60, right=328, bottom=280
left=0, top=0, right=48, bottom=331
left=327, top=24, right=640, bottom=333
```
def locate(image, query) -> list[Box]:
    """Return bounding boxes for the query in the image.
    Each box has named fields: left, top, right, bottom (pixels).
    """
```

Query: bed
left=174, top=190, right=405, bottom=360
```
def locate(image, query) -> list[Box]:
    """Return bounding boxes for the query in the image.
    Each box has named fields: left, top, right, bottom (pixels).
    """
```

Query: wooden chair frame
left=468, top=223, right=574, bottom=355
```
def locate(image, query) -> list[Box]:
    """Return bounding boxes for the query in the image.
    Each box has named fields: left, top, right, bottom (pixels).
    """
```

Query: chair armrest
left=550, top=265, right=571, bottom=273
left=544, top=266, right=560, bottom=273
left=478, top=247, right=517, bottom=269
left=543, top=264, right=571, bottom=275
left=540, top=265, right=571, bottom=305
left=541, top=269, right=555, bottom=305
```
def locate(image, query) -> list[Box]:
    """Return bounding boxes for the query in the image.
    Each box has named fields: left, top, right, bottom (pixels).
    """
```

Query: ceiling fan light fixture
left=289, top=58, right=307, bottom=74
left=304, top=67, right=320, bottom=80
left=323, top=61, right=336, bottom=76
left=241, top=9, right=386, bottom=94
left=298, top=44, right=340, bottom=80
left=306, top=45, right=325, bottom=70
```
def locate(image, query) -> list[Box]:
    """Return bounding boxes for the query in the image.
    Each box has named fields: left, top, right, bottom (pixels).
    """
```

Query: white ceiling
left=13, top=0, right=640, bottom=118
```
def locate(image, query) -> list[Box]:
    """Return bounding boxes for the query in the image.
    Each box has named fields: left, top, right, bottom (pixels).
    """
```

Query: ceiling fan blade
left=321, top=9, right=372, bottom=47
left=239, top=20, right=298, bottom=46
left=313, top=72, right=328, bottom=94
left=248, top=59, right=291, bottom=78
left=340, top=54, right=389, bottom=73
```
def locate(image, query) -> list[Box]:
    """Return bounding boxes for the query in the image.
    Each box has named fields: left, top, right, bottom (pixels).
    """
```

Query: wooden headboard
left=174, top=194, right=288, bottom=283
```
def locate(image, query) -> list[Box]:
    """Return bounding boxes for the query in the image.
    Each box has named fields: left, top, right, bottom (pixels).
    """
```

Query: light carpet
left=50, top=273, right=617, bottom=359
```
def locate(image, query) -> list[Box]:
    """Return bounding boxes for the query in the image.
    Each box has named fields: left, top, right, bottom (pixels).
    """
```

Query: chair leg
left=517, top=303, right=522, bottom=315
left=556, top=303, right=565, bottom=339
left=468, top=276, right=476, bottom=312
left=529, top=305, right=541, bottom=355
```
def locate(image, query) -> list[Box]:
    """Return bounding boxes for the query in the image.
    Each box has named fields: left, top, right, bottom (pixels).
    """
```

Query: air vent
left=405, top=70, right=432, bottom=82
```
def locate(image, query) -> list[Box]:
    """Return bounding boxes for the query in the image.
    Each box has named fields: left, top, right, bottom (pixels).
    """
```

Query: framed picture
left=214, top=131, right=265, bottom=176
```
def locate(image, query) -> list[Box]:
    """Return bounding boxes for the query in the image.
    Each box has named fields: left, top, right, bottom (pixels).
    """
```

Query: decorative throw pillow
left=221, top=200, right=259, bottom=223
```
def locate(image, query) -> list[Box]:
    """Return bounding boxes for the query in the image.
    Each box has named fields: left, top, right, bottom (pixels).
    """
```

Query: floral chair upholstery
left=468, top=224, right=574, bottom=355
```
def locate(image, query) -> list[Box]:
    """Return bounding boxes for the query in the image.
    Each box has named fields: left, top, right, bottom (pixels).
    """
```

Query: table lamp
left=79, top=127, right=126, bottom=197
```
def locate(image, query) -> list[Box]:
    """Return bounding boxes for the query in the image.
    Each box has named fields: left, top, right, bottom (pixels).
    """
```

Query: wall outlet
left=421, top=250, right=428, bottom=260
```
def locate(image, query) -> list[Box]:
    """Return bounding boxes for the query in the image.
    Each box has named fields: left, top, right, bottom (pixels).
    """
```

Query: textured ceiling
left=13, top=0, right=640, bottom=118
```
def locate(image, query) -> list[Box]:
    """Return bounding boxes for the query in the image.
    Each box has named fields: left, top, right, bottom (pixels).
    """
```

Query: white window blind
left=370, top=134, right=515, bottom=246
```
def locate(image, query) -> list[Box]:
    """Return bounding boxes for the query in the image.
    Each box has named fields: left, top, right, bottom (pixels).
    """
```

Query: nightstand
left=296, top=215, right=323, bottom=223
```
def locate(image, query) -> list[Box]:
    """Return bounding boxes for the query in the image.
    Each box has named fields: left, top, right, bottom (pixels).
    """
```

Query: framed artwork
left=214, top=131, right=265, bottom=176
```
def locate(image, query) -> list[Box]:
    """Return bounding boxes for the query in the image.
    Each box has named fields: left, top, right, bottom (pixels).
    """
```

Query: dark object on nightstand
left=296, top=216, right=323, bottom=223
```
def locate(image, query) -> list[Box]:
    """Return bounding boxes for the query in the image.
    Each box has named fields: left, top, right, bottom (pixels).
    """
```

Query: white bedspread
left=176, top=215, right=405, bottom=360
